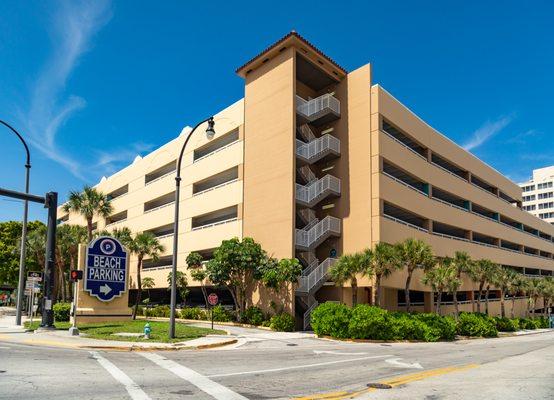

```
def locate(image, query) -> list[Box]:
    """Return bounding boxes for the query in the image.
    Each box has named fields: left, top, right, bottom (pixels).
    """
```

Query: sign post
left=69, top=270, right=83, bottom=336
left=70, top=238, right=132, bottom=324
left=208, top=293, right=219, bottom=330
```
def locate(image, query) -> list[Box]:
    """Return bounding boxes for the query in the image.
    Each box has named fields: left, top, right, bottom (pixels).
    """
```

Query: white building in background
left=520, top=166, right=554, bottom=224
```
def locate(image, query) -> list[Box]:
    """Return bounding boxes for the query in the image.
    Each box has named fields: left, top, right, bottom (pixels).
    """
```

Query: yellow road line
left=294, top=364, right=479, bottom=400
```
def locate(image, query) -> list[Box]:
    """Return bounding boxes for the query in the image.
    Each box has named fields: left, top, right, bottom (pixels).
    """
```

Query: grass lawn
left=24, top=320, right=225, bottom=343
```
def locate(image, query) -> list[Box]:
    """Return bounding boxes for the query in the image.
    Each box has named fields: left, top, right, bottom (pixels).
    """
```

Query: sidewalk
left=0, top=313, right=237, bottom=351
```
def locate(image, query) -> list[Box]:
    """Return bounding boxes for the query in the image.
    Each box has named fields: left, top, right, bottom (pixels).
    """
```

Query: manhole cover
left=286, top=343, right=297, bottom=346
left=367, top=383, right=392, bottom=389
left=0, top=371, right=6, bottom=373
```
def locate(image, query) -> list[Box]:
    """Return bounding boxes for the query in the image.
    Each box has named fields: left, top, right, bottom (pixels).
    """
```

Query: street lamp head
left=205, top=117, right=215, bottom=140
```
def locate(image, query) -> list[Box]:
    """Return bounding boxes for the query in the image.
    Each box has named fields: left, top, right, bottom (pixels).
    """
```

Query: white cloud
left=462, top=115, right=513, bottom=151
left=21, top=0, right=112, bottom=179
left=94, top=142, right=155, bottom=175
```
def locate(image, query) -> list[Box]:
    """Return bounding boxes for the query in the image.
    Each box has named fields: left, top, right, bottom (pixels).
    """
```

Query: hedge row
left=139, top=305, right=295, bottom=332
left=310, top=302, right=550, bottom=341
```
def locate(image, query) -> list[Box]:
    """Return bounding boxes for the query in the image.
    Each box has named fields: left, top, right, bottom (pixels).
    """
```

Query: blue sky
left=1, top=0, right=553, bottom=222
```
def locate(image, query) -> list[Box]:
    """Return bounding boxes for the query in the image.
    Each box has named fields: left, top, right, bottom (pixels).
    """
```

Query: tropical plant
left=128, top=232, right=164, bottom=319
left=141, top=276, right=155, bottom=304
left=167, top=270, right=189, bottom=305
left=204, top=237, right=267, bottom=321
left=527, top=278, right=544, bottom=317
left=505, top=269, right=525, bottom=318
left=467, top=259, right=498, bottom=314
left=259, top=257, right=302, bottom=293
left=540, top=278, right=554, bottom=318
left=186, top=251, right=208, bottom=307
left=394, top=238, right=434, bottom=312
left=450, top=251, right=472, bottom=318
left=365, top=242, right=399, bottom=308
left=421, top=257, right=460, bottom=315
left=62, top=186, right=113, bottom=242
left=328, top=252, right=369, bottom=306
left=491, top=267, right=517, bottom=318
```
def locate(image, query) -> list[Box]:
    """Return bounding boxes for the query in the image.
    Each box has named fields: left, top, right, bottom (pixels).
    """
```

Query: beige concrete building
left=60, top=32, right=554, bottom=327
left=520, top=166, right=554, bottom=223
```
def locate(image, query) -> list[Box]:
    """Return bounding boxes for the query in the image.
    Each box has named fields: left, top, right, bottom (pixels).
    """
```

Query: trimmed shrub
left=211, top=305, right=234, bottom=322
left=348, top=305, right=394, bottom=340
left=311, top=302, right=352, bottom=338
left=270, top=313, right=295, bottom=332
left=136, top=305, right=145, bottom=316
left=242, top=306, right=265, bottom=326
left=53, top=302, right=71, bottom=322
left=393, top=314, right=440, bottom=342
left=536, top=317, right=549, bottom=329
left=518, top=318, right=541, bottom=330
left=494, top=317, right=519, bottom=332
left=145, top=305, right=170, bottom=318
left=457, top=313, right=497, bottom=337
left=180, top=307, right=207, bottom=320
left=412, top=313, right=457, bottom=341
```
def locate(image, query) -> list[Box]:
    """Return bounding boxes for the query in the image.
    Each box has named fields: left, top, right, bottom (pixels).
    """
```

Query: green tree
left=62, top=186, right=113, bottom=242
left=490, top=267, right=515, bottom=318
left=450, top=251, right=472, bottom=319
left=186, top=252, right=208, bottom=307
left=467, top=259, right=497, bottom=314
left=395, top=238, right=434, bottom=312
left=505, top=269, right=524, bottom=319
left=328, top=252, right=369, bottom=306
left=365, top=243, right=399, bottom=308
left=141, top=277, right=155, bottom=304
left=167, top=271, right=189, bottom=305
left=205, top=237, right=267, bottom=321
left=540, top=278, right=554, bottom=318
left=259, top=257, right=302, bottom=293
left=128, top=232, right=164, bottom=319
left=527, top=278, right=544, bottom=317
left=0, top=221, right=45, bottom=287
left=421, top=257, right=460, bottom=315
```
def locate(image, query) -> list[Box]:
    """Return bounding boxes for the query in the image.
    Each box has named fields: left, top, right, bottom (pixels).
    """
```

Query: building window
left=537, top=182, right=553, bottom=190
left=538, top=192, right=553, bottom=200
left=523, top=195, right=535, bottom=201
left=538, top=202, right=554, bottom=210
left=522, top=185, right=535, bottom=192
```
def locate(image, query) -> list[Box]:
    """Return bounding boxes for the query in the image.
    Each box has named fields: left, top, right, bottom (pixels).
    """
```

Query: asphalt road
left=1, top=329, right=553, bottom=399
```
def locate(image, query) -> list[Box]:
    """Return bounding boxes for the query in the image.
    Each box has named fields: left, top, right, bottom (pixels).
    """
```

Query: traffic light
left=70, top=270, right=83, bottom=282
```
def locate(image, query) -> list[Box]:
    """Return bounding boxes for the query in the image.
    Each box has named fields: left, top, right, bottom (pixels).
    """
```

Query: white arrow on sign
left=99, top=284, right=112, bottom=295
left=313, top=350, right=368, bottom=356
left=385, top=357, right=423, bottom=369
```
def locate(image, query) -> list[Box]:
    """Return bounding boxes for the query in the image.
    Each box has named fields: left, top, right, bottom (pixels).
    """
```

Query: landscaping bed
left=310, top=302, right=550, bottom=342
left=24, top=320, right=225, bottom=343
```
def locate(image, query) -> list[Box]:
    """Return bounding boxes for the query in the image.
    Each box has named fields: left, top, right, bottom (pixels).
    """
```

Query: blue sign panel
left=85, top=236, right=128, bottom=302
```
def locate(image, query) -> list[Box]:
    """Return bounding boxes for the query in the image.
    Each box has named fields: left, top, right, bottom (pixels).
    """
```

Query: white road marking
left=207, top=354, right=394, bottom=378
left=89, top=351, right=151, bottom=400
left=385, top=357, right=423, bottom=369
left=313, top=350, right=368, bottom=355
left=0, top=346, right=11, bottom=349
left=139, top=352, right=247, bottom=400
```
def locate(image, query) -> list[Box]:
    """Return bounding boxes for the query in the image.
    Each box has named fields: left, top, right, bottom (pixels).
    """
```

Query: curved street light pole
left=0, top=120, right=31, bottom=326
left=169, top=117, right=215, bottom=339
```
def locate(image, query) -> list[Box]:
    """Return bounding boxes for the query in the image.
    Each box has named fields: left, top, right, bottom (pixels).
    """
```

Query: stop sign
left=207, top=293, right=219, bottom=306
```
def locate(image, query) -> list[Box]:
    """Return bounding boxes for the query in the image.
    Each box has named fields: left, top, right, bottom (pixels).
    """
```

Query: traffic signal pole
left=0, top=188, right=58, bottom=329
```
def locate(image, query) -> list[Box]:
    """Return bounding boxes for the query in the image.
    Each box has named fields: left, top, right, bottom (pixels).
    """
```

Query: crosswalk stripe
left=139, top=352, right=248, bottom=400
left=90, top=351, right=151, bottom=400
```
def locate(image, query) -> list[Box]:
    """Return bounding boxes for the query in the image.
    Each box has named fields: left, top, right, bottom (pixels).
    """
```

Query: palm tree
left=505, top=269, right=524, bottom=318
left=328, top=252, right=369, bottom=306
left=421, top=257, right=459, bottom=315
left=467, top=259, right=497, bottom=314
left=395, top=238, right=434, bottom=313
left=366, top=243, right=399, bottom=308
left=450, top=251, right=472, bottom=319
left=491, top=267, right=515, bottom=318
left=141, top=277, right=155, bottom=305
left=527, top=278, right=544, bottom=317
left=63, top=186, right=113, bottom=242
left=26, top=226, right=47, bottom=272
left=128, top=232, right=164, bottom=319
left=540, top=277, right=554, bottom=318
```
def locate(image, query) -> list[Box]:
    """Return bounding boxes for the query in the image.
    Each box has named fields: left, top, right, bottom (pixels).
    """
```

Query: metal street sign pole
left=15, top=166, right=30, bottom=326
